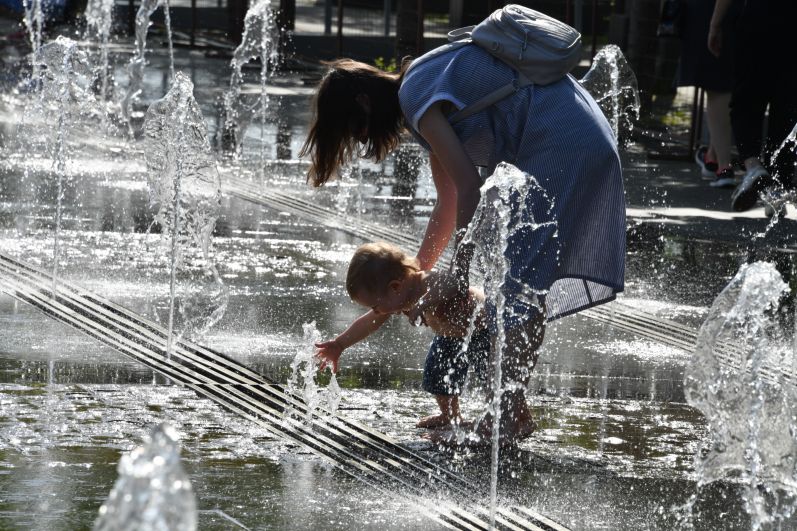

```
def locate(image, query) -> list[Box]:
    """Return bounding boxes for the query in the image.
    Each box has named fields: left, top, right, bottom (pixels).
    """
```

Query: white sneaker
left=731, top=166, right=773, bottom=212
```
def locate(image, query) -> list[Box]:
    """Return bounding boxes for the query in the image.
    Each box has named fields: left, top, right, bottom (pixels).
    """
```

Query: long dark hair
left=300, top=59, right=406, bottom=187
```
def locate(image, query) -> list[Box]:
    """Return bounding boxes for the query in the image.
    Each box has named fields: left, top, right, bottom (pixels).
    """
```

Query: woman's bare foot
left=424, top=417, right=537, bottom=449
left=416, top=413, right=457, bottom=429
left=423, top=397, right=537, bottom=448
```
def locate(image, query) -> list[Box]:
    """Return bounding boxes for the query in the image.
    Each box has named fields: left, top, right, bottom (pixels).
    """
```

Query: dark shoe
left=731, top=166, right=773, bottom=212
left=709, top=167, right=736, bottom=188
left=695, top=146, right=718, bottom=179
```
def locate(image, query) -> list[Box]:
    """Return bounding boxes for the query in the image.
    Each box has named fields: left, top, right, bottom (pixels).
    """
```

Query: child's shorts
left=422, top=328, right=491, bottom=396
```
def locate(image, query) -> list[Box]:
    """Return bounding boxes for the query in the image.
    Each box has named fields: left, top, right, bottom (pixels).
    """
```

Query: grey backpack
left=407, top=4, right=582, bottom=124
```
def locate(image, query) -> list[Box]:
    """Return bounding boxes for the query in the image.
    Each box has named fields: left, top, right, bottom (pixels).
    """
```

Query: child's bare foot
left=418, top=395, right=460, bottom=428
left=416, top=413, right=457, bottom=429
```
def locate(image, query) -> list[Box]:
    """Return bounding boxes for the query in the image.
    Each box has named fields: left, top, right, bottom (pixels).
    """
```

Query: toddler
left=315, top=242, right=488, bottom=428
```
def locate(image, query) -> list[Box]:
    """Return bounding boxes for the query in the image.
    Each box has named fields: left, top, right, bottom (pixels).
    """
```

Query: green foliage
left=374, top=56, right=397, bottom=73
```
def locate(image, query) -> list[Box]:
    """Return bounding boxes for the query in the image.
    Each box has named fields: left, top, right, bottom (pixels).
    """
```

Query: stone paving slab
left=621, top=147, right=796, bottom=249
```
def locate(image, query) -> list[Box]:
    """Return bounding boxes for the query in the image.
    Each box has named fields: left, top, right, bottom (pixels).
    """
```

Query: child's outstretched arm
left=315, top=310, right=391, bottom=373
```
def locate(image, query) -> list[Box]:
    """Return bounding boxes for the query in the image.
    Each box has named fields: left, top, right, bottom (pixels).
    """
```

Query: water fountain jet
left=684, top=261, right=797, bottom=529
left=21, top=0, right=44, bottom=84
left=286, top=321, right=341, bottom=423
left=93, top=423, right=197, bottom=531
left=32, top=37, right=95, bottom=294
left=122, top=0, right=176, bottom=133
left=221, top=0, right=276, bottom=160
left=84, top=0, right=115, bottom=105
left=142, top=71, right=227, bottom=361
left=461, top=162, right=558, bottom=525
left=580, top=45, right=640, bottom=147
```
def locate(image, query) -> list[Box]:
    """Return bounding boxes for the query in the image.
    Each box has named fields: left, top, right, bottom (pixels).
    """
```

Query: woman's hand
left=315, top=340, right=343, bottom=373
left=707, top=0, right=731, bottom=58
left=707, top=25, right=722, bottom=57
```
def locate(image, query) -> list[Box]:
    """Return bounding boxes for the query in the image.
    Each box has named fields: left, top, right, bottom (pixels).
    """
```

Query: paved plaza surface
left=621, top=146, right=796, bottom=249
left=2, top=15, right=797, bottom=530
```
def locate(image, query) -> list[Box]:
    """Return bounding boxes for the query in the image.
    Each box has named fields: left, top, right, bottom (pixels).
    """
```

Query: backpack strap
left=447, top=26, right=475, bottom=41
left=448, top=73, right=532, bottom=124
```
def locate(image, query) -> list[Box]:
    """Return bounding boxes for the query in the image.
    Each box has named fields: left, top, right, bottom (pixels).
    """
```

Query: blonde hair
left=346, top=242, right=420, bottom=298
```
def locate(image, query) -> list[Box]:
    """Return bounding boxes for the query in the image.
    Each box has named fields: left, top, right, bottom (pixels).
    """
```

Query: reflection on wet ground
left=0, top=166, right=765, bottom=529
left=1, top=48, right=794, bottom=530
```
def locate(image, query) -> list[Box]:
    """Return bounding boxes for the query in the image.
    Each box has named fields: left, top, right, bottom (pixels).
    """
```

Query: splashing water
left=580, top=45, right=640, bottom=146
left=765, top=123, right=797, bottom=214
left=84, top=0, right=115, bottom=105
left=771, top=122, right=797, bottom=174
left=222, top=0, right=276, bottom=158
left=286, top=322, right=341, bottom=422
left=142, top=72, right=228, bottom=359
left=93, top=423, right=197, bottom=531
left=683, top=261, right=797, bottom=529
left=163, top=0, right=176, bottom=81
left=122, top=0, right=175, bottom=132
left=32, top=38, right=96, bottom=294
left=461, top=162, right=557, bottom=525
left=21, top=0, right=44, bottom=85
left=748, top=124, right=797, bottom=236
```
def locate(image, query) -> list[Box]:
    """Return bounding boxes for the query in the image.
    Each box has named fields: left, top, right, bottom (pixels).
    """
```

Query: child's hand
left=315, top=339, right=343, bottom=373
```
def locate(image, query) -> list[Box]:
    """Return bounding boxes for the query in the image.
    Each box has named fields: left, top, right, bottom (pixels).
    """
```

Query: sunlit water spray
left=93, top=423, right=197, bottom=531
left=222, top=0, right=276, bottom=159
left=749, top=123, right=797, bottom=238
left=580, top=45, right=640, bottom=146
left=84, top=0, right=115, bottom=105
left=21, top=0, right=44, bottom=86
left=461, top=162, right=558, bottom=525
left=682, top=261, right=797, bottom=529
left=286, top=322, right=341, bottom=423
left=770, top=122, right=797, bottom=172
left=32, top=38, right=96, bottom=294
left=122, top=0, right=175, bottom=132
left=142, top=72, right=227, bottom=361
left=762, top=123, right=797, bottom=218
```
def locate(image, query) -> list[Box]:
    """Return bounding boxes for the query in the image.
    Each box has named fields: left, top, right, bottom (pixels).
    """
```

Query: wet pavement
left=1, top=39, right=796, bottom=530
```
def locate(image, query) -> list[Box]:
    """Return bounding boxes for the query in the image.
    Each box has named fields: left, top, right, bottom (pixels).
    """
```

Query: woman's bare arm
left=415, top=153, right=458, bottom=271
left=418, top=103, right=482, bottom=234
left=412, top=102, right=483, bottom=308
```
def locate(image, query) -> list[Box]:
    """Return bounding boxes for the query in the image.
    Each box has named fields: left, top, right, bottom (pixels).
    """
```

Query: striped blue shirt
left=399, top=43, right=626, bottom=320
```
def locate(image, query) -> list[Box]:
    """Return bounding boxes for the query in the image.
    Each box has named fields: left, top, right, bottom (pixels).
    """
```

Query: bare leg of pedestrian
left=706, top=90, right=735, bottom=187
left=705, top=91, right=733, bottom=169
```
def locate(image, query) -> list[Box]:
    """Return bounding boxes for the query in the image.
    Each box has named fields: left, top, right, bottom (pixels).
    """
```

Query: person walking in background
left=677, top=0, right=735, bottom=188
left=709, top=0, right=797, bottom=212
